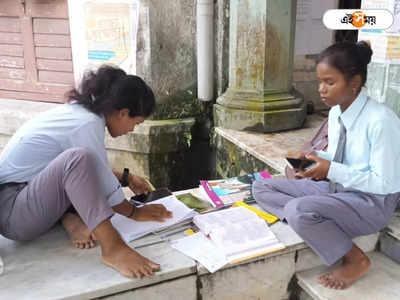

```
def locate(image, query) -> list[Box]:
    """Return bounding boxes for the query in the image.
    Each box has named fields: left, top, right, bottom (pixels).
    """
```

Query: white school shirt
left=0, top=103, right=125, bottom=207
left=316, top=89, right=400, bottom=195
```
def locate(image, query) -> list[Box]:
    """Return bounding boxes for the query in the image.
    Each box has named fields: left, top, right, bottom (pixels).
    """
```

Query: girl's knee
left=64, top=147, right=96, bottom=165
left=284, top=199, right=316, bottom=229
left=252, top=179, right=272, bottom=203
left=252, top=179, right=273, bottom=196
left=252, top=179, right=288, bottom=206
left=65, top=147, right=92, bottom=158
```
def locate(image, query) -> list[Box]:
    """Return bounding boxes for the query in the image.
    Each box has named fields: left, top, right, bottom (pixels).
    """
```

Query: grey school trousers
left=252, top=178, right=400, bottom=265
left=0, top=148, right=114, bottom=241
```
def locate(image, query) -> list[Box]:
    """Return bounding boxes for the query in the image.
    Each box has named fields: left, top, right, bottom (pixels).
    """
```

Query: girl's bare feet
left=61, top=212, right=96, bottom=249
left=94, top=219, right=161, bottom=278
left=102, top=245, right=160, bottom=278
left=318, top=245, right=371, bottom=289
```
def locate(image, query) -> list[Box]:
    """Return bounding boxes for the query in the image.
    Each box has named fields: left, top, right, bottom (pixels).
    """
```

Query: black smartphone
left=130, top=187, right=172, bottom=204
left=285, top=157, right=315, bottom=170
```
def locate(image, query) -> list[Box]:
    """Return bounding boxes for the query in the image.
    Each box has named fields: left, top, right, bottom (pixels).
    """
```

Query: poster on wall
left=359, top=0, right=400, bottom=64
left=68, top=0, right=139, bottom=85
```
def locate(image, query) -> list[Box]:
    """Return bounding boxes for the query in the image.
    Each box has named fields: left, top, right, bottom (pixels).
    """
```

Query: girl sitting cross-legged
left=253, top=41, right=400, bottom=290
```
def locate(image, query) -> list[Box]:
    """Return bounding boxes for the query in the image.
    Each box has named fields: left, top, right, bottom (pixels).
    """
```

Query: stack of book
left=175, top=170, right=272, bottom=211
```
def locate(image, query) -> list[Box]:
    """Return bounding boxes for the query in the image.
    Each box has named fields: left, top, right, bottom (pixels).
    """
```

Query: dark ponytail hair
left=316, top=41, right=373, bottom=87
left=67, top=65, right=156, bottom=118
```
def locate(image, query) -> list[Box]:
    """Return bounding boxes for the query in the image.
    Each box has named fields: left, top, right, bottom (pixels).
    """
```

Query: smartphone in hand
left=285, top=157, right=315, bottom=170
left=130, top=187, right=172, bottom=204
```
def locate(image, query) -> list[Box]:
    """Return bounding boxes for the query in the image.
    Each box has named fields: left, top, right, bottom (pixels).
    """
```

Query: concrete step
left=296, top=251, right=400, bottom=300
left=380, top=214, right=400, bottom=263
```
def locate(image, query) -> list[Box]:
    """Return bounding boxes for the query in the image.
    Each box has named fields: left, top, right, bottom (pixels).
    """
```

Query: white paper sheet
left=111, top=195, right=197, bottom=242
left=170, top=232, right=228, bottom=273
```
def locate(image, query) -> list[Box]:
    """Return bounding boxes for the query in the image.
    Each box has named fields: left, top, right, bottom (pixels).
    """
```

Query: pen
left=135, top=239, right=169, bottom=249
left=152, top=219, right=193, bottom=235
left=201, top=203, right=233, bottom=214
left=159, top=225, right=192, bottom=239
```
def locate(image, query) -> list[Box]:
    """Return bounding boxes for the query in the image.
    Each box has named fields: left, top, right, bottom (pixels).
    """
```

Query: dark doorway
left=335, top=0, right=362, bottom=43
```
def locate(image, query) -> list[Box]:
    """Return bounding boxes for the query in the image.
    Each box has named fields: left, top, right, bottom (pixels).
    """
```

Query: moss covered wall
left=214, top=133, right=278, bottom=179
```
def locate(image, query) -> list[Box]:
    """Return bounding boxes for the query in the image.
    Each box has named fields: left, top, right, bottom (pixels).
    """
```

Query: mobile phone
left=285, top=157, right=315, bottom=170
left=130, top=187, right=172, bottom=204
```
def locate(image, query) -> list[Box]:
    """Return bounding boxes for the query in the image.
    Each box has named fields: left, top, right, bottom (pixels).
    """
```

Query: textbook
left=199, top=170, right=272, bottom=207
left=174, top=190, right=213, bottom=212
left=192, top=206, right=285, bottom=264
left=111, top=195, right=197, bottom=242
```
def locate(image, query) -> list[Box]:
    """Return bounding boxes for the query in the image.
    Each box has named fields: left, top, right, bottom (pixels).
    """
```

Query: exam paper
left=111, top=195, right=197, bottom=242
left=170, top=232, right=228, bottom=273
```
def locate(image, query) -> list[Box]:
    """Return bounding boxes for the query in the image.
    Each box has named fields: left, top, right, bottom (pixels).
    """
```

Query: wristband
left=120, top=168, right=129, bottom=187
left=127, top=205, right=137, bottom=218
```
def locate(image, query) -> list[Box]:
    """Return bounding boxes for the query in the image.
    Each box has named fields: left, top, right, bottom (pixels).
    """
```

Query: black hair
left=316, top=41, right=373, bottom=87
left=67, top=65, right=156, bottom=118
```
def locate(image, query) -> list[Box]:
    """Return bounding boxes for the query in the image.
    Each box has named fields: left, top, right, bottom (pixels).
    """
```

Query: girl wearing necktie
left=253, top=41, right=400, bottom=290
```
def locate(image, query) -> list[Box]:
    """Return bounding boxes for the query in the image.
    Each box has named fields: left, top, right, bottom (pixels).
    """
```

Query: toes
left=134, top=269, right=143, bottom=279
left=331, top=281, right=341, bottom=289
left=145, top=259, right=160, bottom=271
left=90, top=233, right=97, bottom=241
left=337, top=281, right=346, bottom=290
left=142, top=265, right=153, bottom=277
left=72, top=239, right=97, bottom=249
left=318, top=273, right=331, bottom=286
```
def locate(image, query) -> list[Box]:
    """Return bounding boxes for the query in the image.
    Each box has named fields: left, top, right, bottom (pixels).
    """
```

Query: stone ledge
left=0, top=226, right=196, bottom=300
left=0, top=212, right=383, bottom=300
left=386, top=211, right=400, bottom=241
left=214, top=111, right=328, bottom=175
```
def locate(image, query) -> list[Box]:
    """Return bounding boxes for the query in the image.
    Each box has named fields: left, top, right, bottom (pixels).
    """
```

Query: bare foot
left=61, top=212, right=96, bottom=249
left=102, top=245, right=160, bottom=278
left=318, top=245, right=371, bottom=289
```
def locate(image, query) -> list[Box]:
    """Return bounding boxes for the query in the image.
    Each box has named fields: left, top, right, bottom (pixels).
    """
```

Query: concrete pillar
left=214, top=0, right=307, bottom=133
left=359, top=1, right=400, bottom=116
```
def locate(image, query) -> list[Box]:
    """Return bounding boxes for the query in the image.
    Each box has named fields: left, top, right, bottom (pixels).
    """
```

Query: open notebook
left=171, top=206, right=285, bottom=273
left=193, top=206, right=285, bottom=263
left=111, top=195, right=197, bottom=242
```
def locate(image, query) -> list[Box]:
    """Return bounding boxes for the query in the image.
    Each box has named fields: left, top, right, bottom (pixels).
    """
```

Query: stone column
left=214, top=0, right=307, bottom=133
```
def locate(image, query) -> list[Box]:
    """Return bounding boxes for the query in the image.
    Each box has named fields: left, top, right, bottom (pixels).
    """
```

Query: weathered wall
left=135, top=0, right=201, bottom=120
left=214, top=133, right=278, bottom=179
left=293, top=55, right=328, bottom=112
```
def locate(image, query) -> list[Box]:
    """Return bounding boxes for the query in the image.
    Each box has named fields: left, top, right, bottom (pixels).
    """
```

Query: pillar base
left=214, top=90, right=307, bottom=133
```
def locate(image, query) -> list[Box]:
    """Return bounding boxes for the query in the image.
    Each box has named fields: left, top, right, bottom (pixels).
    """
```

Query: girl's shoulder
left=365, top=97, right=399, bottom=121
left=57, top=103, right=103, bottom=123
left=32, top=103, right=104, bottom=134
left=364, top=98, right=400, bottom=134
